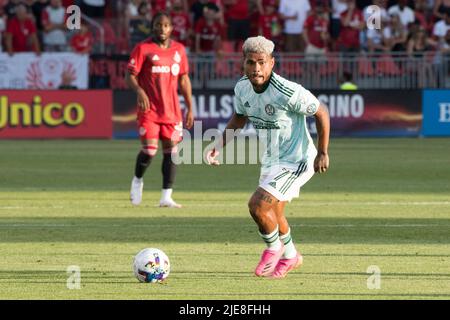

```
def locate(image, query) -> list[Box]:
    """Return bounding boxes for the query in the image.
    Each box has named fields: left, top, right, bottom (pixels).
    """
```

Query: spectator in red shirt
left=149, top=0, right=188, bottom=14
left=194, top=3, right=221, bottom=84
left=151, top=0, right=169, bottom=12
left=70, top=23, right=93, bottom=54
left=190, top=0, right=222, bottom=27
left=5, top=3, right=40, bottom=55
left=170, top=0, right=191, bottom=49
left=62, top=0, right=74, bottom=7
left=194, top=3, right=221, bottom=54
left=304, top=1, right=329, bottom=55
left=258, top=0, right=282, bottom=47
left=413, top=0, right=432, bottom=33
left=223, top=0, right=251, bottom=51
left=339, top=0, right=364, bottom=52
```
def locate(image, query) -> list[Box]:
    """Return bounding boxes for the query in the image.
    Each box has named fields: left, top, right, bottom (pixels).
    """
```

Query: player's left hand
left=206, top=149, right=220, bottom=166
left=314, top=152, right=329, bottom=173
left=185, top=110, right=194, bottom=129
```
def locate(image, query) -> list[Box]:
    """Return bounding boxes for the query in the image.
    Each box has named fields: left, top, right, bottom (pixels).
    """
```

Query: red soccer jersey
left=6, top=17, right=37, bottom=52
left=151, top=0, right=170, bottom=12
left=171, top=11, right=190, bottom=46
left=258, top=13, right=282, bottom=40
left=339, top=9, right=363, bottom=49
left=127, top=39, right=189, bottom=123
left=70, top=32, right=93, bottom=53
left=194, top=18, right=221, bottom=52
left=304, top=14, right=329, bottom=49
left=225, top=1, right=248, bottom=20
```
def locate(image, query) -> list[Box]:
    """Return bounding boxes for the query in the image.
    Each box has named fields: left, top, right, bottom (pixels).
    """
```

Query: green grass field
left=0, top=138, right=449, bottom=300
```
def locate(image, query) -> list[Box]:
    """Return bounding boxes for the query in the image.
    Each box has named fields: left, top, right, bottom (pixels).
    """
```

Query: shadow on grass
left=0, top=217, right=449, bottom=244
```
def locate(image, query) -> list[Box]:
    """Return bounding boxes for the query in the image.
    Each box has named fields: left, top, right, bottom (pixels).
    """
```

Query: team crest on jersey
left=306, top=104, right=317, bottom=115
left=171, top=63, right=180, bottom=76
left=174, top=51, right=181, bottom=63
left=130, top=58, right=136, bottom=65
left=265, top=104, right=276, bottom=116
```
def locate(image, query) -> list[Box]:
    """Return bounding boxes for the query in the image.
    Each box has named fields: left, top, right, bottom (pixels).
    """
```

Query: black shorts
left=227, top=19, right=250, bottom=41
left=330, top=18, right=341, bottom=40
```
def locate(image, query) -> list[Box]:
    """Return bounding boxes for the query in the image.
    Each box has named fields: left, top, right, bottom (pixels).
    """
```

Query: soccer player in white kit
left=207, top=36, right=330, bottom=278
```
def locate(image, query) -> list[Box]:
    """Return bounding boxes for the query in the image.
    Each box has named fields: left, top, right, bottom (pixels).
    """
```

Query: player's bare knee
left=248, top=196, right=264, bottom=219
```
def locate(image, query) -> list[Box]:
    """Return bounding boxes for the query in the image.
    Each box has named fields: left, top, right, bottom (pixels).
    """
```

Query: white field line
left=0, top=201, right=449, bottom=210
left=0, top=223, right=448, bottom=228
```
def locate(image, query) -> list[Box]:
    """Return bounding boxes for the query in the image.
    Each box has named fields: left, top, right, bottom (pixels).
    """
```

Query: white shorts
left=259, top=161, right=315, bottom=202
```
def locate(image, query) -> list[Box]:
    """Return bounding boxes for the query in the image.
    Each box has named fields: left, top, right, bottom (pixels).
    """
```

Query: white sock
left=133, top=176, right=143, bottom=182
left=161, top=188, right=173, bottom=201
left=280, top=228, right=297, bottom=259
left=258, top=226, right=282, bottom=251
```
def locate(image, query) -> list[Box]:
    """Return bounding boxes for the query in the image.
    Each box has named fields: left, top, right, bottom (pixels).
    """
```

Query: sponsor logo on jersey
left=265, top=104, right=276, bottom=116
left=251, top=120, right=280, bottom=130
left=152, top=65, right=171, bottom=73
left=152, top=55, right=160, bottom=61
left=244, top=101, right=251, bottom=108
left=268, top=181, right=277, bottom=188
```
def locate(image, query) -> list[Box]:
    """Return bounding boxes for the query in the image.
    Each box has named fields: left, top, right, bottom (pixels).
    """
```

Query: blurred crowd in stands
left=0, top=0, right=449, bottom=58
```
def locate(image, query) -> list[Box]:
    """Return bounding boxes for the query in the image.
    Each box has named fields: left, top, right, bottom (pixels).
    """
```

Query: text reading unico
left=0, top=96, right=85, bottom=129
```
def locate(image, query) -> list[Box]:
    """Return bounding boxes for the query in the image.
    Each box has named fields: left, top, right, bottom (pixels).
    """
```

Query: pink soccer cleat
left=271, top=253, right=303, bottom=278
left=254, top=244, right=285, bottom=277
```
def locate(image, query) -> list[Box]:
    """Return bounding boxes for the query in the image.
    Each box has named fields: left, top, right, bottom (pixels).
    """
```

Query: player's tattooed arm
left=314, top=103, right=330, bottom=173
left=125, top=73, right=150, bottom=111
left=220, top=113, right=248, bottom=148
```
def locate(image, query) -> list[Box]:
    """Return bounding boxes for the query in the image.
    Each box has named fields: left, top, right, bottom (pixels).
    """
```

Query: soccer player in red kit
left=126, top=12, right=194, bottom=208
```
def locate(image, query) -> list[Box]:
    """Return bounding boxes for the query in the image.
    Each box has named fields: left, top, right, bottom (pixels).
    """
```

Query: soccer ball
left=133, top=248, right=170, bottom=283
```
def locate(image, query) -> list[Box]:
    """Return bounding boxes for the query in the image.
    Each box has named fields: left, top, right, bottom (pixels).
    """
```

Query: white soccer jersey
left=234, top=72, right=320, bottom=174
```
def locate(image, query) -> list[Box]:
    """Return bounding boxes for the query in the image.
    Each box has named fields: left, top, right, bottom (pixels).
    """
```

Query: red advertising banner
left=0, top=90, right=112, bottom=138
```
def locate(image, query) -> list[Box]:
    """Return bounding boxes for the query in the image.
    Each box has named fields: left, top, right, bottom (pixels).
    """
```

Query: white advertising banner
left=0, top=53, right=89, bottom=89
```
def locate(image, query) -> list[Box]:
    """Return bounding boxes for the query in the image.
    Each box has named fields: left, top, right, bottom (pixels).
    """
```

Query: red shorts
left=137, top=118, right=183, bottom=143
left=138, top=117, right=183, bottom=142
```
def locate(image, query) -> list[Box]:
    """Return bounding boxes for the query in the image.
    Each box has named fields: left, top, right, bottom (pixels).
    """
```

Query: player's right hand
left=137, top=89, right=150, bottom=111
left=206, top=149, right=220, bottom=166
